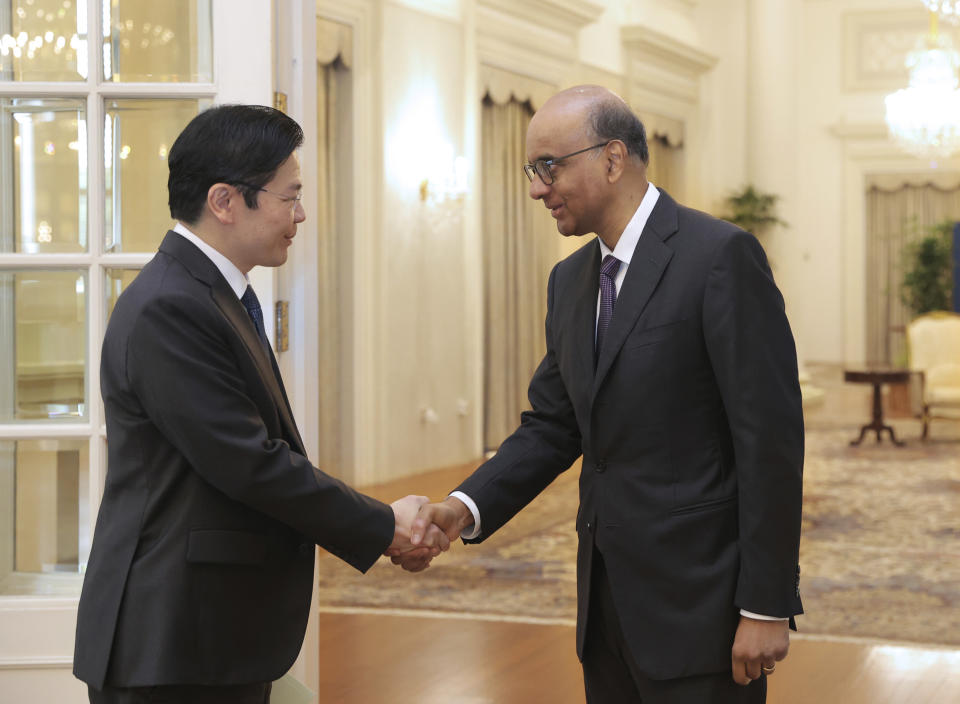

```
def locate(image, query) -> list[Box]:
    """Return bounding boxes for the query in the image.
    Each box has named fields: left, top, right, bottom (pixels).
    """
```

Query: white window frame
left=0, top=2, right=274, bottom=699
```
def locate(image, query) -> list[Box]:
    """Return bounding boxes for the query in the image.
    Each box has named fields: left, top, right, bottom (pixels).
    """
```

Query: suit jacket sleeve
left=703, top=231, right=804, bottom=618
left=125, top=292, right=394, bottom=573
left=456, top=263, right=583, bottom=541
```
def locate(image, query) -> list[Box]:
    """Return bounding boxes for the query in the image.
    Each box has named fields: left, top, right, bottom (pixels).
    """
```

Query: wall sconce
left=386, top=86, right=469, bottom=204
left=419, top=155, right=469, bottom=203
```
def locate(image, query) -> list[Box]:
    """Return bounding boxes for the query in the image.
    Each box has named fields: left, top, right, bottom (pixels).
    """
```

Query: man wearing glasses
left=74, top=105, right=446, bottom=703
left=405, top=85, right=804, bottom=703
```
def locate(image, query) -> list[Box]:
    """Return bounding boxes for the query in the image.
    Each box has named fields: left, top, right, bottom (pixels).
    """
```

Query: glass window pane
left=105, top=267, right=138, bottom=318
left=104, top=0, right=212, bottom=82
left=1, top=98, right=87, bottom=254
left=0, top=437, right=88, bottom=595
left=0, top=0, right=86, bottom=82
left=0, top=270, right=86, bottom=421
left=104, top=98, right=206, bottom=253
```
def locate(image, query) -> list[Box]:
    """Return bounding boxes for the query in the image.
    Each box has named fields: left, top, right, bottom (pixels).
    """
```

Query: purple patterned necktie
left=596, top=254, right=621, bottom=357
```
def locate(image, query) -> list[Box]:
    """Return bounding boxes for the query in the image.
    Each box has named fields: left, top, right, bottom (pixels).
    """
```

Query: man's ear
left=207, top=183, right=238, bottom=225
left=605, top=140, right=627, bottom=183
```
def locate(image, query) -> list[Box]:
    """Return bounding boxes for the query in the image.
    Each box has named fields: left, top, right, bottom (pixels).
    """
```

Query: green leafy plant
left=721, top=184, right=787, bottom=238
left=901, top=218, right=954, bottom=316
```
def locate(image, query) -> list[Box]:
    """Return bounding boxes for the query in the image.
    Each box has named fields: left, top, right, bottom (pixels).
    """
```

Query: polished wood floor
left=317, top=611, right=960, bottom=704
left=318, top=368, right=960, bottom=702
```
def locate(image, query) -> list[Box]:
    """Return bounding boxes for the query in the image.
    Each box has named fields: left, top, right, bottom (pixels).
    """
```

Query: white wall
left=378, top=1, right=478, bottom=477
left=324, top=0, right=960, bottom=483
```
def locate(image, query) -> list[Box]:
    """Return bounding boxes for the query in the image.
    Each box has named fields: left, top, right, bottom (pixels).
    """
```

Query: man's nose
left=294, top=201, right=306, bottom=222
left=528, top=176, right=549, bottom=200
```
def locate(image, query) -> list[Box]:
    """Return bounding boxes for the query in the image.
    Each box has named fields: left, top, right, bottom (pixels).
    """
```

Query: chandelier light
left=885, top=11, right=960, bottom=158
left=924, top=1, right=960, bottom=24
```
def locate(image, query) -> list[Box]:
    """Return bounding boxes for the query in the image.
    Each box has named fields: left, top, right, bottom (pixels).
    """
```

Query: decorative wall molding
left=479, top=0, right=604, bottom=37
left=576, top=62, right=627, bottom=94
left=316, top=0, right=384, bottom=481
left=0, top=598, right=78, bottom=664
left=660, top=0, right=699, bottom=12
left=842, top=9, right=959, bottom=92
left=642, top=112, right=684, bottom=147
left=621, top=24, right=717, bottom=116
left=481, top=65, right=556, bottom=109
left=317, top=17, right=352, bottom=67
left=386, top=0, right=462, bottom=23
left=476, top=0, right=603, bottom=87
left=828, top=121, right=889, bottom=140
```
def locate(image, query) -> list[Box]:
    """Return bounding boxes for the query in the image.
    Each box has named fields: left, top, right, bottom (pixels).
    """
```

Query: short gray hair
left=589, top=99, right=649, bottom=165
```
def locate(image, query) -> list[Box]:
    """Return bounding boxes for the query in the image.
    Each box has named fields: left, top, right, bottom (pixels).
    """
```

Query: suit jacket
left=74, top=232, right=395, bottom=690
left=456, top=191, right=804, bottom=680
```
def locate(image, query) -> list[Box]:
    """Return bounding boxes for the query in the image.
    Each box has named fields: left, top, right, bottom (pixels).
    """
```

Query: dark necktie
left=596, top=254, right=621, bottom=356
left=241, top=285, right=269, bottom=350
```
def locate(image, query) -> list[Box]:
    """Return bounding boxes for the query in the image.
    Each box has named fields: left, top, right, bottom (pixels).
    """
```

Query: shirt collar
left=172, top=222, right=250, bottom=299
left=597, top=183, right=661, bottom=263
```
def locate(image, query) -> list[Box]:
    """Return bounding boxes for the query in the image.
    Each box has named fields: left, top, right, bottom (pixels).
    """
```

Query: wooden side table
left=843, top=368, right=912, bottom=446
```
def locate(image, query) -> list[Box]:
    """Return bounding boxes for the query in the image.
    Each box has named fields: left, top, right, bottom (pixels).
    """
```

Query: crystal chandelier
left=924, top=1, right=960, bottom=24
left=885, top=12, right=960, bottom=158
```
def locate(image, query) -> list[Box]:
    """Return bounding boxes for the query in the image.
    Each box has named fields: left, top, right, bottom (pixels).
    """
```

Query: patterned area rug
left=316, top=428, right=960, bottom=646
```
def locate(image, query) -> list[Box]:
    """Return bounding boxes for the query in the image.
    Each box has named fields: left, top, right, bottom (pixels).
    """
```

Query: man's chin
left=557, top=222, right=588, bottom=238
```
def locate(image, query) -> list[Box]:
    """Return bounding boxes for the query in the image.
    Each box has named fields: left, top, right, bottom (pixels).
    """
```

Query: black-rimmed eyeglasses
left=523, top=142, right=610, bottom=185
left=233, top=182, right=303, bottom=205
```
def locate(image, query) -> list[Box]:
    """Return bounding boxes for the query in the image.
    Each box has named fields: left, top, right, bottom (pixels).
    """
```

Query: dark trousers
left=88, top=682, right=271, bottom=704
left=582, top=549, right=766, bottom=704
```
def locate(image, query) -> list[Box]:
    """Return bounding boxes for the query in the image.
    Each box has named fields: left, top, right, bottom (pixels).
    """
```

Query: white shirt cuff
left=740, top=609, right=788, bottom=621
left=448, top=491, right=481, bottom=540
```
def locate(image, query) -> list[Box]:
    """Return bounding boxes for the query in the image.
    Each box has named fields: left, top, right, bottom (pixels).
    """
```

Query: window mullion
left=87, top=0, right=106, bottom=512
left=0, top=254, right=94, bottom=268
left=0, top=423, right=93, bottom=438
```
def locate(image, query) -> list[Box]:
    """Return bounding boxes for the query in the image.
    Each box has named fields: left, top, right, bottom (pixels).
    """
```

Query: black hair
left=589, top=98, right=649, bottom=165
left=167, top=104, right=304, bottom=223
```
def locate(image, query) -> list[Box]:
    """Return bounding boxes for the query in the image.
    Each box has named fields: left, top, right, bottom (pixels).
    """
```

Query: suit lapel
left=591, top=192, right=678, bottom=401
left=211, top=282, right=306, bottom=455
left=159, top=232, right=306, bottom=455
left=266, top=341, right=305, bottom=450
left=569, top=241, right=601, bottom=379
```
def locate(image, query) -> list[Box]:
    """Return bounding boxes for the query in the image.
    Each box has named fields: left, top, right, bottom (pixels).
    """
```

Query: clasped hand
left=384, top=496, right=471, bottom=572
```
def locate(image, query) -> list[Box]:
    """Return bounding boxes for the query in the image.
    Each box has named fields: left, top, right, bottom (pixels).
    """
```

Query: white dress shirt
left=173, top=221, right=250, bottom=300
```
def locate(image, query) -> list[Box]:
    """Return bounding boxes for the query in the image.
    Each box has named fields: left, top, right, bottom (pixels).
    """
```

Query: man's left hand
left=730, top=615, right=789, bottom=685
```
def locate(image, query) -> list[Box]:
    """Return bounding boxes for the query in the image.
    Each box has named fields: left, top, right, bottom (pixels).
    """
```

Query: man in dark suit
left=402, top=86, right=804, bottom=703
left=74, top=105, right=444, bottom=704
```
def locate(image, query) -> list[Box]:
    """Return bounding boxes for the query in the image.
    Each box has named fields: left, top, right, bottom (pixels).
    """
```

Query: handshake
left=385, top=495, right=475, bottom=573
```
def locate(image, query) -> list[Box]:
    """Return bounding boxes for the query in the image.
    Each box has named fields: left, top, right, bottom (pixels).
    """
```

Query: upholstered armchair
left=907, top=312, right=960, bottom=439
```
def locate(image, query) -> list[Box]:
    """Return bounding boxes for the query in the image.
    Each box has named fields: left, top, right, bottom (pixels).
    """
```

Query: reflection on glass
left=0, top=0, right=85, bottom=82
left=105, top=267, right=138, bottom=318
left=104, top=0, right=212, bottom=82
left=104, top=98, right=205, bottom=253
left=2, top=98, right=87, bottom=254
left=0, top=437, right=89, bottom=595
left=0, top=270, right=86, bottom=421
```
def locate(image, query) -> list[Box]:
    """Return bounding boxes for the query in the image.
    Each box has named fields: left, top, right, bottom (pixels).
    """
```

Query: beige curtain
left=647, top=135, right=684, bottom=199
left=316, top=19, right=352, bottom=476
left=482, top=95, right=557, bottom=450
left=865, top=174, right=960, bottom=365
left=641, top=112, right=684, bottom=199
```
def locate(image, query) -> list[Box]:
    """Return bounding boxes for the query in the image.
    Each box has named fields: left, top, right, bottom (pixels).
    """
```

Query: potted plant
left=893, top=218, right=955, bottom=417
left=721, top=184, right=787, bottom=240
left=901, top=218, right=954, bottom=316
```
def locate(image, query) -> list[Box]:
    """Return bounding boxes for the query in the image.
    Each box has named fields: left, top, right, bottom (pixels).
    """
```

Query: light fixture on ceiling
left=884, top=11, right=960, bottom=158
left=924, top=1, right=960, bottom=24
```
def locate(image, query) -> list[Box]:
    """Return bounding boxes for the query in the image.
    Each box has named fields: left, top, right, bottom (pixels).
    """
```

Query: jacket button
left=299, top=543, right=314, bottom=556
left=586, top=521, right=592, bottom=531
left=595, top=460, right=607, bottom=473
